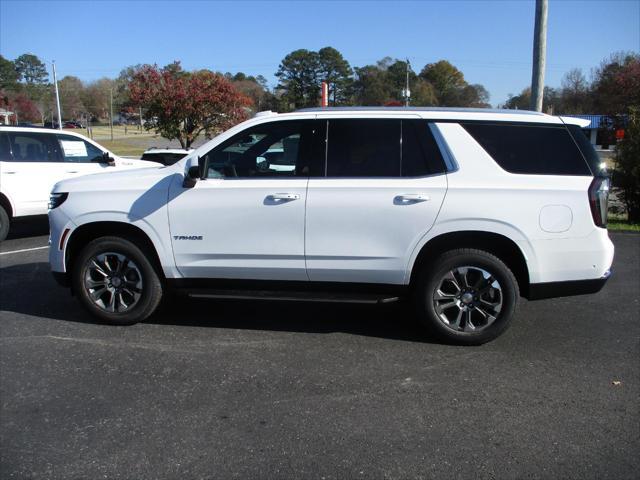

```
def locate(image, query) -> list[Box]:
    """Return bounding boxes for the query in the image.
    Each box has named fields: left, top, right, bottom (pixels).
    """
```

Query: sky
left=1, top=0, right=639, bottom=106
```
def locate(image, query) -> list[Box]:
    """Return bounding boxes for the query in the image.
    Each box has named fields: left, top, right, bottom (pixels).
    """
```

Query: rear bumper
left=527, top=269, right=611, bottom=300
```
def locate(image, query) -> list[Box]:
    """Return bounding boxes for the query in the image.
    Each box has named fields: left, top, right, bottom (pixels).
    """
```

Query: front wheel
left=72, top=236, right=163, bottom=325
left=413, top=248, right=519, bottom=345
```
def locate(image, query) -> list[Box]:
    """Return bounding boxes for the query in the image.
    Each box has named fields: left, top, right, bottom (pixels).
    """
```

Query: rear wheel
left=72, top=236, right=163, bottom=324
left=0, top=205, right=9, bottom=241
left=413, top=248, right=519, bottom=345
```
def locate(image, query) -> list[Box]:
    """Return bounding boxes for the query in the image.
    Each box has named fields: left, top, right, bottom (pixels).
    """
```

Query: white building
left=0, top=108, right=14, bottom=125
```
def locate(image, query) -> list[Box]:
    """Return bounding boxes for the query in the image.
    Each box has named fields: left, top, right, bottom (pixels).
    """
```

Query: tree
left=275, top=49, right=321, bottom=110
left=58, top=76, right=86, bottom=120
left=82, top=78, right=114, bottom=121
left=560, top=68, right=590, bottom=114
left=11, top=93, right=41, bottom=122
left=613, top=107, right=640, bottom=222
left=0, top=55, right=19, bottom=91
left=14, top=53, right=48, bottom=85
left=419, top=60, right=489, bottom=107
left=419, top=60, right=465, bottom=102
left=112, top=64, right=143, bottom=113
left=503, top=86, right=560, bottom=113
left=232, top=78, right=275, bottom=112
left=317, top=47, right=353, bottom=105
left=592, top=52, right=640, bottom=118
left=14, top=53, right=49, bottom=103
left=353, top=64, right=390, bottom=105
left=411, top=79, right=438, bottom=106
left=129, top=62, right=252, bottom=148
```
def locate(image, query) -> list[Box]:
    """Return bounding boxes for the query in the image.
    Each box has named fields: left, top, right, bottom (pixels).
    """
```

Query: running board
left=184, top=289, right=401, bottom=304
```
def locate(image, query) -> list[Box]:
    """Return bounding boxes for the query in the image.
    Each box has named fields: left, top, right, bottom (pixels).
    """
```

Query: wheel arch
left=65, top=221, right=166, bottom=283
left=408, top=230, right=532, bottom=297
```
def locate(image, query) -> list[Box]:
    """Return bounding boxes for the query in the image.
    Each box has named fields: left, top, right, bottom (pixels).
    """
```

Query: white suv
left=48, top=108, right=614, bottom=344
left=0, top=127, right=160, bottom=240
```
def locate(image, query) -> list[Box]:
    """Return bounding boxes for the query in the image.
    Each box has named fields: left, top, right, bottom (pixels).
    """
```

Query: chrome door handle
left=268, top=193, right=300, bottom=201
left=396, top=194, right=430, bottom=203
left=66, top=171, right=79, bottom=174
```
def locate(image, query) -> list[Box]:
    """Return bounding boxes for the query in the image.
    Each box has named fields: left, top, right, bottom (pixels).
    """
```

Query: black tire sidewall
left=0, top=206, right=9, bottom=242
left=415, top=250, right=518, bottom=345
left=72, top=237, right=162, bottom=324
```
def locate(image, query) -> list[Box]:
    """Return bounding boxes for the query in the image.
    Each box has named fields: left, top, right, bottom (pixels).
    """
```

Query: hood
left=51, top=164, right=177, bottom=194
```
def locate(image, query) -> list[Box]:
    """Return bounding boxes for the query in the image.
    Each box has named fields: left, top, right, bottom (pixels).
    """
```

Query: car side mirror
left=183, top=156, right=206, bottom=188
left=93, top=151, right=115, bottom=166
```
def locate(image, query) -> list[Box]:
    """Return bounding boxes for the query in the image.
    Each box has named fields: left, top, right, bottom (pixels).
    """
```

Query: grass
left=63, top=125, right=154, bottom=141
left=98, top=139, right=149, bottom=157
left=608, top=213, right=640, bottom=232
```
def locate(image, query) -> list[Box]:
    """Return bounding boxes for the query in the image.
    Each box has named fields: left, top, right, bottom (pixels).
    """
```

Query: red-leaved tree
left=0, top=91, right=41, bottom=122
left=129, top=62, right=252, bottom=148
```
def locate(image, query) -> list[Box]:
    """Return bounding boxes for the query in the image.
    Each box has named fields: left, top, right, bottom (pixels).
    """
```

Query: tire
left=413, top=248, right=519, bottom=345
left=72, top=236, right=163, bottom=325
left=0, top=205, right=9, bottom=242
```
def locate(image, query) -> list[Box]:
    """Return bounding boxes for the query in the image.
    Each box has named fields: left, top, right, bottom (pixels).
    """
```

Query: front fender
left=63, top=210, right=180, bottom=278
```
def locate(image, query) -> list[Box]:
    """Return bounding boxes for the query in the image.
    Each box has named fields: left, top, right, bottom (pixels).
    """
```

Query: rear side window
left=327, top=119, right=400, bottom=177
left=7, top=132, right=61, bottom=162
left=325, top=119, right=445, bottom=178
left=565, top=124, right=603, bottom=175
left=402, top=120, right=446, bottom=176
left=462, top=123, right=591, bottom=176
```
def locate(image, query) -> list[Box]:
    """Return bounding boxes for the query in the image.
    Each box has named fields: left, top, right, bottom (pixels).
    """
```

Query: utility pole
left=109, top=88, right=114, bottom=141
left=139, top=106, right=143, bottom=131
left=404, top=58, right=411, bottom=107
left=52, top=61, right=62, bottom=129
left=530, top=0, right=548, bottom=112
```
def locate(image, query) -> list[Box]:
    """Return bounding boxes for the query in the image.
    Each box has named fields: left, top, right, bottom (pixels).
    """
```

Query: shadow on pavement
left=0, top=261, right=435, bottom=344
left=6, top=215, right=49, bottom=240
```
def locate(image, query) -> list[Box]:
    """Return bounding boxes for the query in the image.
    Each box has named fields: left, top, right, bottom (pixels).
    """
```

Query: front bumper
left=527, top=269, right=612, bottom=300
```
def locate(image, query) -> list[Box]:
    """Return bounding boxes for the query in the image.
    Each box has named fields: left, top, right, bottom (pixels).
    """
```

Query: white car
left=48, top=108, right=613, bottom=344
left=0, top=126, right=161, bottom=240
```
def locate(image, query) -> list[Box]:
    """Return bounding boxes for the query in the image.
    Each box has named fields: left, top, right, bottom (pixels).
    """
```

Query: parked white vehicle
left=48, top=108, right=614, bottom=344
left=0, top=126, right=161, bottom=240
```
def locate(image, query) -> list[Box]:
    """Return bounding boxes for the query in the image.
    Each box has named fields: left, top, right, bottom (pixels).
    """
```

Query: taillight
left=588, top=177, right=610, bottom=228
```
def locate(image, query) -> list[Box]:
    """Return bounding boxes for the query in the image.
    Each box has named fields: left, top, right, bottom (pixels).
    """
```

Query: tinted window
left=56, top=134, right=104, bottom=163
left=7, top=132, right=61, bottom=162
left=0, top=133, right=10, bottom=160
left=462, top=123, right=591, bottom=176
left=565, top=124, right=603, bottom=175
left=204, top=121, right=314, bottom=178
left=327, top=119, right=400, bottom=177
left=402, top=120, right=446, bottom=176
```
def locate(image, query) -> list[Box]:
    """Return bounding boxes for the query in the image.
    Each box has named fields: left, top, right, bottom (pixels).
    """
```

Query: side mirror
left=93, top=151, right=115, bottom=166
left=183, top=156, right=206, bottom=188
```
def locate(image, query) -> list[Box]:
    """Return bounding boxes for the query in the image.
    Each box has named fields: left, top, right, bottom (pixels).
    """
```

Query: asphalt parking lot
left=1, top=221, right=638, bottom=479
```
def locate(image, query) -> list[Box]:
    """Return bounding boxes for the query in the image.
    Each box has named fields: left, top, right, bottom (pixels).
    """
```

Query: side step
left=184, top=289, right=401, bottom=304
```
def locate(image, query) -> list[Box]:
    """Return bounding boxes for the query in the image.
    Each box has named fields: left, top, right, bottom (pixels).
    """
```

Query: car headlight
left=49, top=192, right=68, bottom=210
